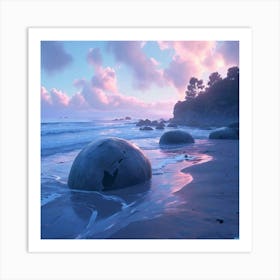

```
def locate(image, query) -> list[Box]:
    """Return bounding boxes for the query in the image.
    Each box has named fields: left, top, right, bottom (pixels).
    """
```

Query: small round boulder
left=167, top=123, right=178, bottom=128
left=140, top=126, right=153, bottom=131
left=155, top=124, right=165, bottom=130
left=159, top=130, right=194, bottom=145
left=68, top=138, right=152, bottom=191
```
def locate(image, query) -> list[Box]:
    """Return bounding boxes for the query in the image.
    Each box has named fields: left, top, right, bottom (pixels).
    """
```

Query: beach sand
left=110, top=140, right=239, bottom=239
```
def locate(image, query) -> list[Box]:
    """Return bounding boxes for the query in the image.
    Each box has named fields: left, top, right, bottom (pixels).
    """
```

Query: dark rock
left=151, top=120, right=159, bottom=126
left=125, top=116, right=131, bottom=120
left=155, top=124, right=165, bottom=130
left=140, top=126, right=153, bottom=131
left=136, top=119, right=152, bottom=126
left=167, top=123, right=178, bottom=128
left=68, top=138, right=152, bottom=191
left=216, top=218, right=224, bottom=224
left=209, top=127, right=239, bottom=139
left=136, top=119, right=143, bottom=126
left=172, top=68, right=239, bottom=127
left=159, top=130, right=194, bottom=145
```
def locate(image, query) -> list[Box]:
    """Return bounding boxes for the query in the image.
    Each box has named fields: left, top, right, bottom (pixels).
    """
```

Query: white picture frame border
left=28, top=26, right=252, bottom=253
left=1, top=0, right=279, bottom=279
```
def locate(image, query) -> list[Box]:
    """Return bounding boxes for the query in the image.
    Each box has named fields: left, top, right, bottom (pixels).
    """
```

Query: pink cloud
left=164, top=56, right=197, bottom=94
left=41, top=86, right=51, bottom=105
left=41, top=87, right=70, bottom=108
left=171, top=41, right=216, bottom=61
left=157, top=41, right=170, bottom=50
left=79, top=82, right=109, bottom=108
left=85, top=48, right=119, bottom=94
left=108, top=93, right=147, bottom=109
left=41, top=83, right=175, bottom=119
left=105, top=92, right=174, bottom=118
left=50, top=88, right=70, bottom=107
left=91, top=66, right=118, bottom=93
left=108, top=41, right=165, bottom=90
left=41, top=45, right=176, bottom=119
left=150, top=57, right=160, bottom=66
left=203, top=52, right=225, bottom=70
left=160, top=41, right=239, bottom=94
left=162, top=42, right=217, bottom=91
left=69, top=93, right=88, bottom=109
left=41, top=87, right=71, bottom=118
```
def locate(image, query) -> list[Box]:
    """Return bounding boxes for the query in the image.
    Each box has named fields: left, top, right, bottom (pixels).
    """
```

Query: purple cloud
left=107, top=41, right=165, bottom=90
left=164, top=56, right=194, bottom=93
left=80, top=82, right=109, bottom=108
left=41, top=87, right=70, bottom=108
left=160, top=41, right=217, bottom=93
left=217, top=41, right=239, bottom=66
left=69, top=93, right=88, bottom=109
left=41, top=41, right=72, bottom=74
left=41, top=44, right=175, bottom=119
left=87, top=48, right=103, bottom=68
left=160, top=41, right=239, bottom=95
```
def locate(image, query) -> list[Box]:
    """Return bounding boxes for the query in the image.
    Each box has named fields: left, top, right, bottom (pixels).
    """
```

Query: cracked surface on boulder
left=68, top=138, right=152, bottom=191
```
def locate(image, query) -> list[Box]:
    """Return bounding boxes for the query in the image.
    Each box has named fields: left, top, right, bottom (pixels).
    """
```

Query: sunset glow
left=41, top=41, right=239, bottom=120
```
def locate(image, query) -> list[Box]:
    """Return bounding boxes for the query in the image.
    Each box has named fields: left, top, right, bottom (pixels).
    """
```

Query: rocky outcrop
left=167, top=122, right=178, bottom=128
left=155, top=123, right=165, bottom=130
left=172, top=67, right=239, bottom=127
left=136, top=119, right=152, bottom=126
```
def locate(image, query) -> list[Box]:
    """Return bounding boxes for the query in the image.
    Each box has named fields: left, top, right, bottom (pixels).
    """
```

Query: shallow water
left=41, top=120, right=214, bottom=239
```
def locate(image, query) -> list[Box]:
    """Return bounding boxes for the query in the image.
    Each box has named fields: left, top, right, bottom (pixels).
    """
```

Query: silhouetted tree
left=207, top=72, right=222, bottom=87
left=185, top=77, right=205, bottom=100
left=227, top=66, right=239, bottom=81
left=174, top=66, right=239, bottom=126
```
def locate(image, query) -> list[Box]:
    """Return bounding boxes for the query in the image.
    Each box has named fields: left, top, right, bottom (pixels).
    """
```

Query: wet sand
left=110, top=140, right=239, bottom=239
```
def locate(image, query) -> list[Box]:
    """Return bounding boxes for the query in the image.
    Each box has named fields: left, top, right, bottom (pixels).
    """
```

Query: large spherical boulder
left=68, top=138, right=152, bottom=191
left=159, top=130, right=194, bottom=145
left=209, top=127, right=239, bottom=139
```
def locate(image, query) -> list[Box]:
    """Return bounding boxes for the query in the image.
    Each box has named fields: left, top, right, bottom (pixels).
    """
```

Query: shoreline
left=110, top=139, right=239, bottom=239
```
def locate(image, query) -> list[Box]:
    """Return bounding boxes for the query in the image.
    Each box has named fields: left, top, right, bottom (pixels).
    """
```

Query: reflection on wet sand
left=41, top=145, right=213, bottom=239
left=73, top=151, right=212, bottom=239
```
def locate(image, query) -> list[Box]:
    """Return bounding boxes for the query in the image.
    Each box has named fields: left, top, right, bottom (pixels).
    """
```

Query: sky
left=41, top=41, right=239, bottom=120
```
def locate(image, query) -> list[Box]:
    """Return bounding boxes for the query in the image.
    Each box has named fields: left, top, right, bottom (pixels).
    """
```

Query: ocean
left=41, top=119, right=215, bottom=239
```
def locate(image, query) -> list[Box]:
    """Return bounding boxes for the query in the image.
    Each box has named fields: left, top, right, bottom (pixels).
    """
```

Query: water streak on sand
left=72, top=151, right=212, bottom=239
